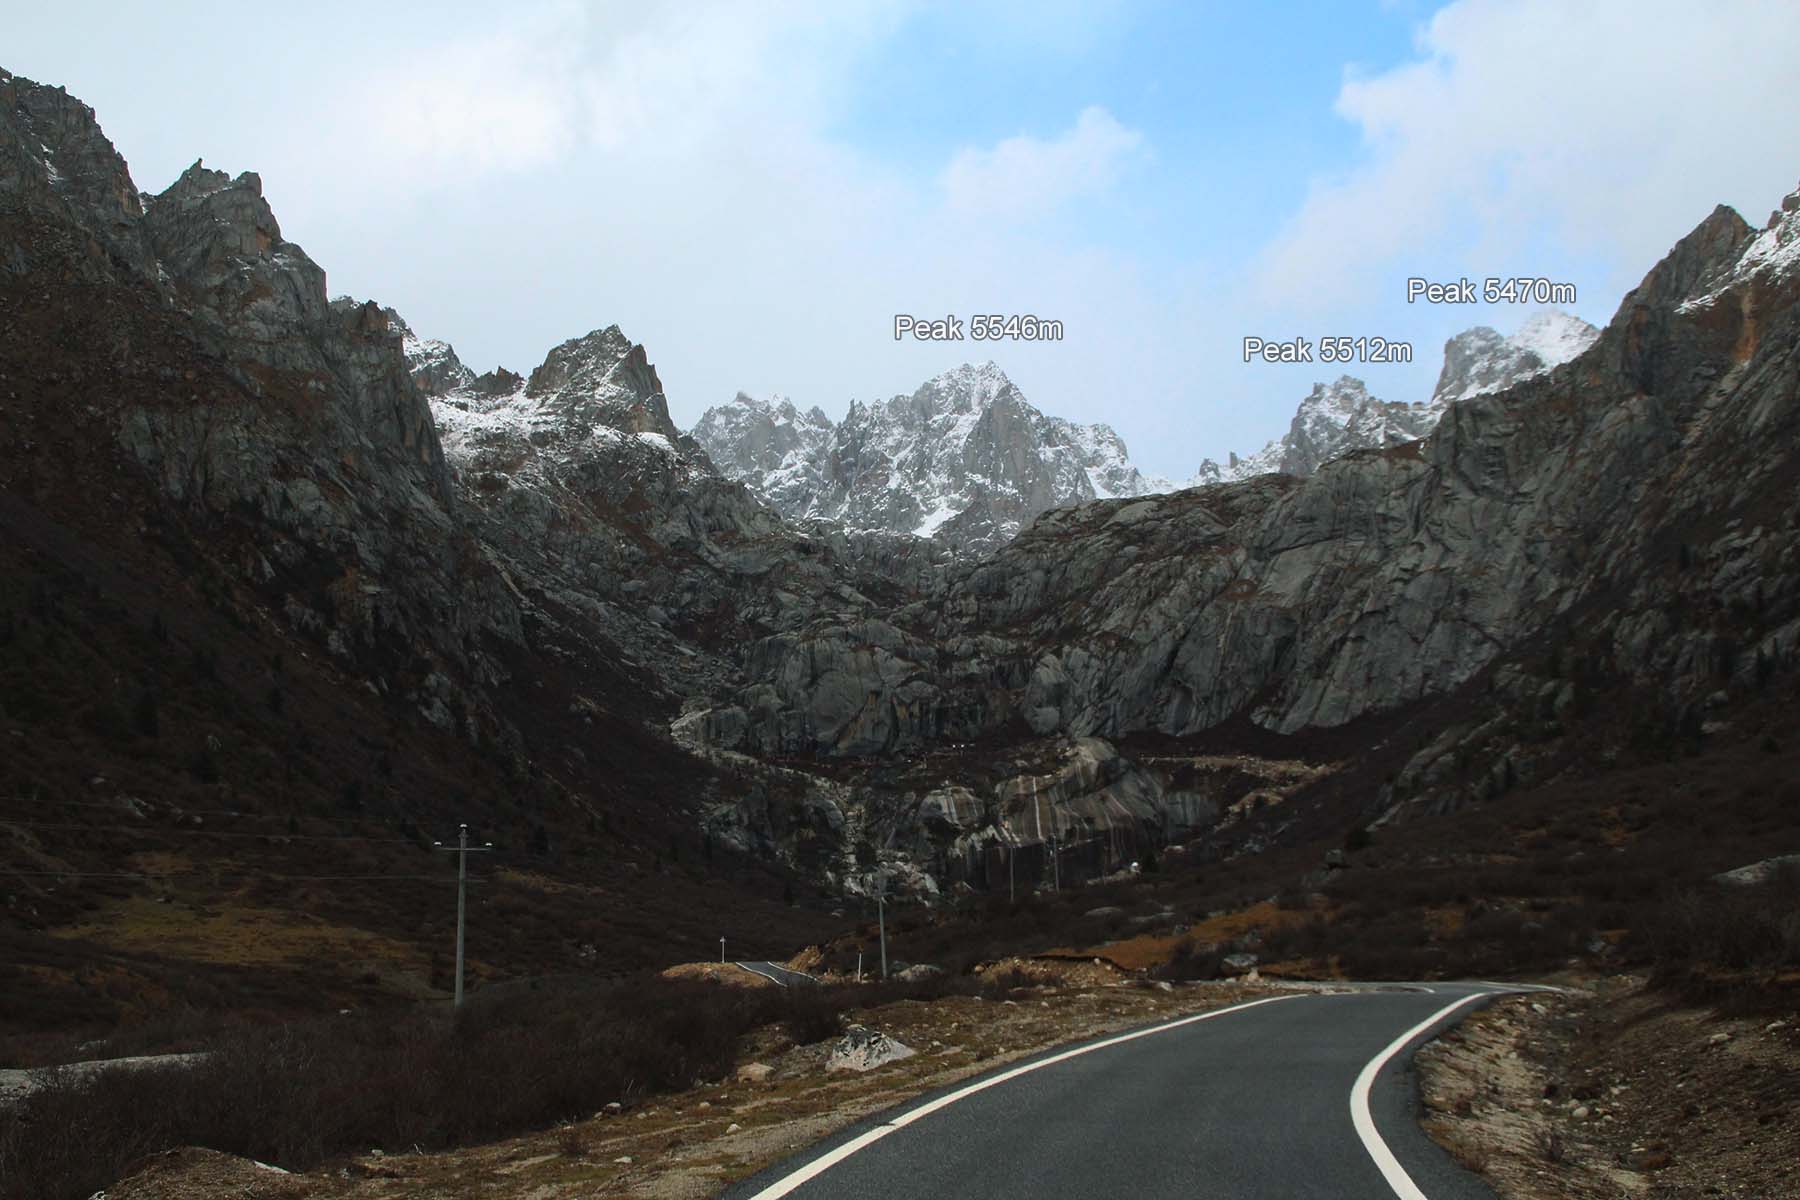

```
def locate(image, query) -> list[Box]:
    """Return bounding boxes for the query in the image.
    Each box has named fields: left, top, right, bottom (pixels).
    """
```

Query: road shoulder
left=1416, top=974, right=1800, bottom=1199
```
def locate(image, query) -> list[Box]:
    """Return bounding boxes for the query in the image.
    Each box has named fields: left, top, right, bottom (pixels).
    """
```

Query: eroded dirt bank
left=1419, top=976, right=1799, bottom=1199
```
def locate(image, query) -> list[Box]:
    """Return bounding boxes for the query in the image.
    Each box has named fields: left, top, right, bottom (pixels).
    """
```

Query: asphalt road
left=736, top=961, right=821, bottom=987
left=726, top=982, right=1520, bottom=1199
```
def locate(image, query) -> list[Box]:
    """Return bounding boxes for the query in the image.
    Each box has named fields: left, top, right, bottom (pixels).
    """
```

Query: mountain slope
left=0, top=67, right=844, bottom=1031
left=1430, top=309, right=1600, bottom=407
left=697, top=195, right=1800, bottom=816
left=5, top=63, right=1798, bottom=1037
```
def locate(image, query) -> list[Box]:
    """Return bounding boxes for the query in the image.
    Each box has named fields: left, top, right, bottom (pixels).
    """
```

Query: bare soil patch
left=1418, top=974, right=1800, bottom=1199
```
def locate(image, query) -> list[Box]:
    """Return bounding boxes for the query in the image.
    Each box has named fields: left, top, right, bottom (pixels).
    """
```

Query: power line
left=1, top=796, right=444, bottom=828
left=0, top=868, right=476, bottom=881
left=3, top=797, right=303, bottom=816
left=0, top=819, right=416, bottom=843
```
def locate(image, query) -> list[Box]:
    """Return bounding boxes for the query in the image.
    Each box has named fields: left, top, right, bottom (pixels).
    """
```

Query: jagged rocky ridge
left=1194, top=311, right=1598, bottom=484
left=695, top=313, right=1597, bottom=543
left=6, top=66, right=1799, bottom=901
left=685, top=190, right=1800, bottom=837
left=690, top=364, right=1170, bottom=553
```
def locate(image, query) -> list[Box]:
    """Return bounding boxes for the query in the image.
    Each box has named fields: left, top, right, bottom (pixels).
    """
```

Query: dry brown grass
left=660, top=963, right=779, bottom=988
left=1064, top=900, right=1314, bottom=972
left=51, top=898, right=432, bottom=972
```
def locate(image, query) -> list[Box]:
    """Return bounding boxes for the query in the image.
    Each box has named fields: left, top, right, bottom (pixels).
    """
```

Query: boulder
left=826, top=1025, right=916, bottom=1073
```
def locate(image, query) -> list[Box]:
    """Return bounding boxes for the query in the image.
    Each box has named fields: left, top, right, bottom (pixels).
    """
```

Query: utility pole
left=432, top=823, right=493, bottom=1008
left=720, top=936, right=726, bottom=964
left=877, top=893, right=888, bottom=980
left=856, top=950, right=863, bottom=982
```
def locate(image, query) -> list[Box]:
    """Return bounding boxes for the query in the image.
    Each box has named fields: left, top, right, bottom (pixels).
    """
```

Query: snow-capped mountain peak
left=1197, top=311, right=1600, bottom=487
left=1193, top=375, right=1433, bottom=485
left=1677, top=182, right=1800, bottom=314
left=689, top=364, right=1168, bottom=550
left=1431, top=309, right=1599, bottom=408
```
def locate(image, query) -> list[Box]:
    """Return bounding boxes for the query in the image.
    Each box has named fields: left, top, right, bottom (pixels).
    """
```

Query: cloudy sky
left=8, top=1, right=1800, bottom=476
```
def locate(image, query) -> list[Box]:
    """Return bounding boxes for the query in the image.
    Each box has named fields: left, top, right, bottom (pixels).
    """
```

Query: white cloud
left=240, top=4, right=1205, bottom=470
left=353, top=14, right=584, bottom=177
left=1254, top=0, right=1800, bottom=309
left=318, top=3, right=914, bottom=187
left=942, top=106, right=1146, bottom=218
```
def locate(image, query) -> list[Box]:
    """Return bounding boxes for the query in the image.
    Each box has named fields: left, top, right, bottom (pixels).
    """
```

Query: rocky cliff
left=6, top=65, right=1798, bottom=915
left=0, top=66, right=852, bottom=942
left=699, top=316, right=1598, bottom=548
left=690, top=195, right=1800, bottom=835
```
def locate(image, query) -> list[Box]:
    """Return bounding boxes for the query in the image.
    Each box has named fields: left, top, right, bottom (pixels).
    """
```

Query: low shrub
left=0, top=971, right=957, bottom=1200
left=1628, top=864, right=1800, bottom=1002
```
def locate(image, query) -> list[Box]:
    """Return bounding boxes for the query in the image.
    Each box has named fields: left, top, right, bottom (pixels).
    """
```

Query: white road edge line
left=735, top=962, right=788, bottom=988
left=741, top=993, right=1302, bottom=1200
left=1350, top=991, right=1491, bottom=1200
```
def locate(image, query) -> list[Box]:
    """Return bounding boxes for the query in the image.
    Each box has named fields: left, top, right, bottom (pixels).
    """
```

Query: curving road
left=726, top=982, right=1529, bottom=1199
left=736, top=961, right=821, bottom=988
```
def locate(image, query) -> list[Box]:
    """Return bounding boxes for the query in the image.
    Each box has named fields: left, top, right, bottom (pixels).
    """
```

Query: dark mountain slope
left=0, top=70, right=838, bottom=1038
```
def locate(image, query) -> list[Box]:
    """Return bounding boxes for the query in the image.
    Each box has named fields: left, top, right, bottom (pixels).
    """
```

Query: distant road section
left=0, top=1051, right=208, bottom=1106
left=726, top=983, right=1513, bottom=1199
left=735, top=961, right=820, bottom=988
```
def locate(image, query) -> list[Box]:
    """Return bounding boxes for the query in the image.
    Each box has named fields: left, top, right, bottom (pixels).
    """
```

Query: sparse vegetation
left=0, top=971, right=985, bottom=1200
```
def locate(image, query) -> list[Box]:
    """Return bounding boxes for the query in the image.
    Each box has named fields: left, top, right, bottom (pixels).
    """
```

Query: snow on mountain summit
left=1431, top=309, right=1598, bottom=408
left=405, top=305, right=1603, bottom=558
left=689, top=363, right=1168, bottom=551
left=1196, top=311, right=1599, bottom=487
left=1193, top=375, right=1434, bottom=485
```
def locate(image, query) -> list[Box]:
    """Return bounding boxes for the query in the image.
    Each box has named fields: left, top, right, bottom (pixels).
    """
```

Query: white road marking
left=739, top=994, right=1301, bottom=1199
left=1470, top=980, right=1567, bottom=995
left=1350, top=991, right=1491, bottom=1199
left=736, top=962, right=790, bottom=987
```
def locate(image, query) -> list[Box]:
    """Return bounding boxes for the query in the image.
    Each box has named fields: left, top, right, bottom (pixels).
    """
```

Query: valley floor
left=78, top=966, right=1800, bottom=1200
left=86, top=965, right=1268, bottom=1200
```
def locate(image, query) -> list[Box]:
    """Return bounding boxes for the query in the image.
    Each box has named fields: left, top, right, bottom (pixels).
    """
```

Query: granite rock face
left=8, top=66, right=1798, bottom=897
left=3, top=68, right=523, bottom=757
left=703, top=194, right=1800, bottom=796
